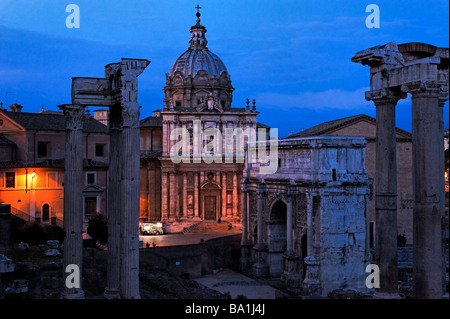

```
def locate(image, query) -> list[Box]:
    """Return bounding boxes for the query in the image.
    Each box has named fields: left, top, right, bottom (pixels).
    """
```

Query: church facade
left=138, top=9, right=268, bottom=227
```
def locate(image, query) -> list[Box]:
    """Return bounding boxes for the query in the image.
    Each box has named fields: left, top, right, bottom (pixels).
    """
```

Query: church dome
left=163, top=7, right=234, bottom=111
left=169, top=48, right=228, bottom=79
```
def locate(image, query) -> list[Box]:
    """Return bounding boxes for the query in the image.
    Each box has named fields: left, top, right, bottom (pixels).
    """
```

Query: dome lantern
left=164, top=5, right=234, bottom=111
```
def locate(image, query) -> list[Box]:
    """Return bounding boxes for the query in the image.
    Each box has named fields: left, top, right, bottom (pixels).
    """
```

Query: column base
left=103, top=287, right=121, bottom=299
left=281, top=251, right=301, bottom=293
left=373, top=291, right=401, bottom=299
left=239, top=241, right=253, bottom=274
left=61, top=289, right=85, bottom=299
left=252, top=244, right=269, bottom=278
left=252, top=262, right=269, bottom=278
left=302, top=256, right=321, bottom=296
left=281, top=273, right=302, bottom=294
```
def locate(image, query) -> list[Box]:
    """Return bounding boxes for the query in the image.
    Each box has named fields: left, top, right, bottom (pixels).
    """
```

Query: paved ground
left=139, top=232, right=238, bottom=248
left=194, top=268, right=287, bottom=299
left=138, top=225, right=287, bottom=299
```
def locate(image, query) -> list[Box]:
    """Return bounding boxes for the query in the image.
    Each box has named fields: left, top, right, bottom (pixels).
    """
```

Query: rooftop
left=286, top=114, right=412, bottom=139
left=1, top=110, right=108, bottom=133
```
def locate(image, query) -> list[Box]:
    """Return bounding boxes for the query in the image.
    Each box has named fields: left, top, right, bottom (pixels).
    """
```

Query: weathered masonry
left=241, top=136, right=371, bottom=296
left=352, top=42, right=449, bottom=299
left=60, top=58, right=150, bottom=299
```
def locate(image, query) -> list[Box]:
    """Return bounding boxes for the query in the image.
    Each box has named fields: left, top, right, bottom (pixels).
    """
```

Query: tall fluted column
left=403, top=80, right=448, bottom=299
left=282, top=184, right=301, bottom=293
left=232, top=172, right=238, bottom=217
left=366, top=88, right=405, bottom=298
left=59, top=104, right=85, bottom=299
left=161, top=172, right=169, bottom=220
left=239, top=180, right=252, bottom=273
left=104, top=105, right=122, bottom=299
left=252, top=182, right=269, bottom=277
left=222, top=173, right=227, bottom=218
left=285, top=185, right=296, bottom=254
left=241, top=184, right=249, bottom=244
left=183, top=172, right=188, bottom=218
left=302, top=192, right=319, bottom=295
left=194, top=172, right=200, bottom=219
left=119, top=101, right=141, bottom=299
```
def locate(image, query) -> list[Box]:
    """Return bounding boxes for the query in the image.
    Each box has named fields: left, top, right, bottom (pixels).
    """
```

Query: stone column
left=162, top=120, right=168, bottom=156
left=104, top=105, right=122, bottom=299
left=252, top=182, right=269, bottom=277
left=59, top=104, right=85, bottom=299
left=306, top=193, right=314, bottom=257
left=366, top=88, right=405, bottom=298
left=240, top=180, right=252, bottom=273
left=285, top=185, right=296, bottom=254
left=161, top=172, right=169, bottom=220
left=169, top=172, right=175, bottom=220
left=222, top=173, right=227, bottom=219
left=232, top=172, right=238, bottom=217
left=119, top=101, right=141, bottom=299
left=194, top=172, right=200, bottom=219
left=282, top=184, right=301, bottom=293
left=183, top=172, right=188, bottom=218
left=403, top=80, right=448, bottom=299
left=302, top=192, right=319, bottom=295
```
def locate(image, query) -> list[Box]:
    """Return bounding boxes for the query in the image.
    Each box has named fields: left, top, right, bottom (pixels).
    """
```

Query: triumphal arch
left=241, top=136, right=371, bottom=296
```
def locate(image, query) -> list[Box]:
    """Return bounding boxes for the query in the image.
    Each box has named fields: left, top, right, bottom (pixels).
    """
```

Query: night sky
left=0, top=0, right=448, bottom=138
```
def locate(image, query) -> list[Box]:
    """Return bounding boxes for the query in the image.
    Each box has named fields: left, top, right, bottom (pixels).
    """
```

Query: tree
left=87, top=214, right=108, bottom=244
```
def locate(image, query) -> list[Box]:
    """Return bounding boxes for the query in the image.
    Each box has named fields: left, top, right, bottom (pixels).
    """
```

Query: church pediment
left=83, top=185, right=104, bottom=194
left=200, top=181, right=222, bottom=189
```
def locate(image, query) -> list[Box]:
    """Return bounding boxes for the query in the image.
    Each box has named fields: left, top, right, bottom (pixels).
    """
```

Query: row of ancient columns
left=161, top=170, right=240, bottom=220
left=60, top=102, right=141, bottom=299
left=366, top=81, right=448, bottom=298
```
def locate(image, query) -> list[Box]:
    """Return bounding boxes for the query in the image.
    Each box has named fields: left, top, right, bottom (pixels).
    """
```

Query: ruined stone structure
left=287, top=114, right=414, bottom=246
left=241, top=136, right=371, bottom=296
left=352, top=42, right=449, bottom=298
left=60, top=58, right=150, bottom=299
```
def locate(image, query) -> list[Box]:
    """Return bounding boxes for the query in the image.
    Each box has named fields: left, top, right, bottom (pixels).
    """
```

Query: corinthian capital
left=257, top=182, right=267, bottom=197
left=365, top=88, right=407, bottom=105
left=58, top=104, right=85, bottom=131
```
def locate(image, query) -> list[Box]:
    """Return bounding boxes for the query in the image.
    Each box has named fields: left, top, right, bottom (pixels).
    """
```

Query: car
left=5, top=280, right=29, bottom=294
left=139, top=222, right=165, bottom=235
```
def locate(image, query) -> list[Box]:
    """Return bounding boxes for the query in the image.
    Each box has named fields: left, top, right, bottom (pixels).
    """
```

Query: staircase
left=183, top=220, right=241, bottom=234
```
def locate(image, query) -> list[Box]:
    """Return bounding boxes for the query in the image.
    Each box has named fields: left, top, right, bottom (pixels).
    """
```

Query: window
left=47, top=172, right=58, bottom=188
left=37, top=142, right=50, bottom=157
left=175, top=101, right=182, bottom=107
left=95, top=144, right=105, bottom=157
left=5, top=172, right=15, bottom=188
left=86, top=172, right=96, bottom=185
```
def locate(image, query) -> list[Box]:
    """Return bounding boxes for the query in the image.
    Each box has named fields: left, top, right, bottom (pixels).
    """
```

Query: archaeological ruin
left=352, top=41, right=449, bottom=298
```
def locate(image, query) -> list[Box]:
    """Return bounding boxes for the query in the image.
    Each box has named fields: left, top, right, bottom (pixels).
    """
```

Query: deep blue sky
left=0, top=0, right=448, bottom=137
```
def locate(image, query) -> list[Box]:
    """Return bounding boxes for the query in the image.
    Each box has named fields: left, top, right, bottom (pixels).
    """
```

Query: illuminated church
left=138, top=7, right=268, bottom=229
